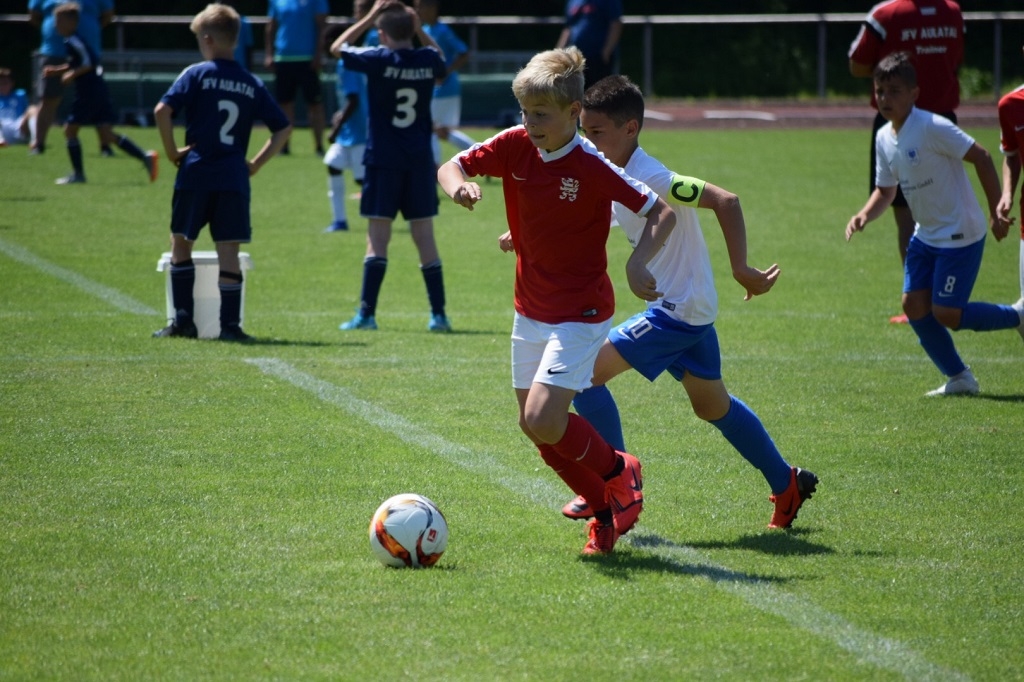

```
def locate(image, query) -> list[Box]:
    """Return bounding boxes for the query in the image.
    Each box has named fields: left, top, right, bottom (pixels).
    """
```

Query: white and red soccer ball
left=368, top=493, right=448, bottom=568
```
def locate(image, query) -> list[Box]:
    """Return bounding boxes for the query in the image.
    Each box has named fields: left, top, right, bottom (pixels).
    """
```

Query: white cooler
left=156, top=251, right=253, bottom=339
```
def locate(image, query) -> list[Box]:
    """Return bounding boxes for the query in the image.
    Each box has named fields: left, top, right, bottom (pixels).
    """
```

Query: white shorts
left=510, top=312, right=611, bottom=391
left=323, top=141, right=365, bottom=180
left=0, top=119, right=26, bottom=145
left=431, top=96, right=462, bottom=129
left=1019, top=237, right=1024, bottom=300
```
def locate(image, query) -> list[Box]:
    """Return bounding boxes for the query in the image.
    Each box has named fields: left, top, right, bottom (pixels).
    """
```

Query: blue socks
left=67, top=138, right=83, bottom=177
left=575, top=386, right=792, bottom=494
left=420, top=260, right=446, bottom=318
left=958, top=302, right=1020, bottom=332
left=572, top=385, right=626, bottom=452
left=218, top=271, right=243, bottom=328
left=710, top=396, right=791, bottom=494
left=169, top=260, right=195, bottom=322
left=909, top=314, right=967, bottom=378
left=359, top=256, right=387, bottom=317
left=116, top=134, right=146, bottom=162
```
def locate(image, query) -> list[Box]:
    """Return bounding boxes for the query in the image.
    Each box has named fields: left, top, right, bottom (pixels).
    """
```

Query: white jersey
left=612, top=147, right=718, bottom=326
left=875, top=106, right=985, bottom=248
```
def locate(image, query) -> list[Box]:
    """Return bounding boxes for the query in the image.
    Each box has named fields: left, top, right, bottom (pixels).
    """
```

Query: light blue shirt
left=268, top=0, right=328, bottom=61
left=334, top=60, right=367, bottom=147
left=233, top=15, right=254, bottom=69
left=422, top=21, right=467, bottom=99
left=29, top=0, right=112, bottom=57
left=0, top=89, right=29, bottom=124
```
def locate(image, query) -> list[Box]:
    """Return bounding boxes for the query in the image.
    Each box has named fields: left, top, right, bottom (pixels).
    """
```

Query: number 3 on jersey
left=392, top=87, right=417, bottom=128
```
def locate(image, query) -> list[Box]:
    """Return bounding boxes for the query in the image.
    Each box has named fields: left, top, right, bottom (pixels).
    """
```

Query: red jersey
left=848, top=0, right=964, bottom=112
left=456, top=127, right=656, bottom=324
left=998, top=84, right=1024, bottom=224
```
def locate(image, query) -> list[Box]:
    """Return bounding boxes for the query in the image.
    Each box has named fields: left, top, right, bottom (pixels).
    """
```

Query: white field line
left=0, top=235, right=158, bottom=316
left=246, top=356, right=970, bottom=682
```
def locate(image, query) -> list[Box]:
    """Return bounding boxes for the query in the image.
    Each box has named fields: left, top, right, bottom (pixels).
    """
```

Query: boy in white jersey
left=516, top=74, right=818, bottom=530
left=846, top=52, right=1022, bottom=396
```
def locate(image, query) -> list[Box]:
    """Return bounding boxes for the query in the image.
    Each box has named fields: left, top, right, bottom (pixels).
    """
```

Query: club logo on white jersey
left=559, top=177, right=580, bottom=202
left=906, top=147, right=922, bottom=166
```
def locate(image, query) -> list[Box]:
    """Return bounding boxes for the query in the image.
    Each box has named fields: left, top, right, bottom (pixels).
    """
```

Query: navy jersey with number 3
left=340, top=46, right=445, bottom=169
left=160, top=59, right=290, bottom=194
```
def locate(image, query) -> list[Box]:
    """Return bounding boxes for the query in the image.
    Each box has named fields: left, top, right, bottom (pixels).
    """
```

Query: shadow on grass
left=577, top=532, right=799, bottom=585
left=209, top=337, right=364, bottom=348
left=682, top=528, right=834, bottom=556
left=972, top=393, right=1024, bottom=403
left=384, top=328, right=506, bottom=337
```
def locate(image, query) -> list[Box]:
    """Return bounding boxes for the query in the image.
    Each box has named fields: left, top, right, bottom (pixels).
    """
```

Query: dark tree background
left=2, top=1, right=1021, bottom=99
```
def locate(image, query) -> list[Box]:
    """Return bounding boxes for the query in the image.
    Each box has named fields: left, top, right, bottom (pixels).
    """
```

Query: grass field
left=1, top=122, right=1022, bottom=681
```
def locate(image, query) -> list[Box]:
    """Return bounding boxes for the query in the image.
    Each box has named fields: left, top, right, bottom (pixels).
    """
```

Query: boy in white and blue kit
left=846, top=52, right=1022, bottom=396
left=330, top=0, right=451, bottom=332
left=414, top=0, right=475, bottom=165
left=323, top=2, right=370, bottom=233
left=543, top=74, right=818, bottom=530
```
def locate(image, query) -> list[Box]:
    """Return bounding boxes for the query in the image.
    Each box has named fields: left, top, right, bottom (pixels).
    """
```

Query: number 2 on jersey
left=218, top=99, right=240, bottom=144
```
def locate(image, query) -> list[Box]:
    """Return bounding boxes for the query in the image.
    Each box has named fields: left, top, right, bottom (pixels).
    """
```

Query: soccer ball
left=368, top=493, right=448, bottom=568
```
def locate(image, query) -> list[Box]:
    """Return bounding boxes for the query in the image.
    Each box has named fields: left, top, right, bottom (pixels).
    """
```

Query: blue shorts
left=67, top=80, right=116, bottom=126
left=360, top=163, right=438, bottom=221
left=609, top=308, right=721, bottom=382
left=904, top=235, right=984, bottom=309
left=171, top=190, right=251, bottom=243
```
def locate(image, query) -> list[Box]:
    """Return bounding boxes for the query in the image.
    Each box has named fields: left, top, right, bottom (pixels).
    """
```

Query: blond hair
left=190, top=3, right=241, bottom=47
left=512, top=47, right=586, bottom=108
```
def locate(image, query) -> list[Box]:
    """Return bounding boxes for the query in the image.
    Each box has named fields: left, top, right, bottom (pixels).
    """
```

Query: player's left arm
left=965, top=142, right=1010, bottom=240
left=249, top=122, right=293, bottom=176
left=695, top=179, right=780, bottom=300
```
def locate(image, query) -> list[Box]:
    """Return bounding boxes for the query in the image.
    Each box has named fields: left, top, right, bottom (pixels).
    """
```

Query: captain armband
left=667, top=174, right=706, bottom=206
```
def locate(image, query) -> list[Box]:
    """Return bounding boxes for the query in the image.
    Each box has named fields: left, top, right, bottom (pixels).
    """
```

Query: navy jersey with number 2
left=160, top=59, right=290, bottom=194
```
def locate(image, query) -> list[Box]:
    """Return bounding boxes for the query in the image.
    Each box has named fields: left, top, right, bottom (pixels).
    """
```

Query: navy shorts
left=37, top=55, right=66, bottom=99
left=274, top=61, right=322, bottom=105
left=609, top=308, right=722, bottom=382
left=67, top=79, right=116, bottom=126
left=904, top=234, right=984, bottom=309
left=171, top=190, right=251, bottom=243
left=360, top=162, right=439, bottom=221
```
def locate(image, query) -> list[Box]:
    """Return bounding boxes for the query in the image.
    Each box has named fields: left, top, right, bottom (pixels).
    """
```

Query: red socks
left=537, top=414, right=620, bottom=512
left=552, top=413, right=618, bottom=477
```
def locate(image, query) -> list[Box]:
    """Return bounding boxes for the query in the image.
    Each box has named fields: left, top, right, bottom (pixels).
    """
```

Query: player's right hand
left=845, top=214, right=867, bottom=241
left=453, top=183, right=482, bottom=211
